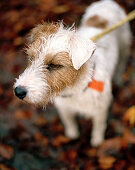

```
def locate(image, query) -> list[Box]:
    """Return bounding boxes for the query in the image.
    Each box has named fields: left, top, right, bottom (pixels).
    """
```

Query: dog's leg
left=91, top=110, right=107, bottom=146
left=114, top=24, right=131, bottom=86
left=58, top=108, right=79, bottom=139
left=114, top=48, right=130, bottom=86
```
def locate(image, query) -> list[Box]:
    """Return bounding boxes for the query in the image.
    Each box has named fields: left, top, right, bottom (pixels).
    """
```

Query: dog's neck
left=58, top=59, right=95, bottom=98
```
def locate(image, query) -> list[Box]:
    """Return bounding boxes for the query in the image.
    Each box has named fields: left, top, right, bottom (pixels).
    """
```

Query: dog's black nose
left=14, top=86, right=27, bottom=99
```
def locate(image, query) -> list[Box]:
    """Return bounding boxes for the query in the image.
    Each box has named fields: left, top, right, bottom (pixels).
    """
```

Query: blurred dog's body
left=14, top=0, right=131, bottom=146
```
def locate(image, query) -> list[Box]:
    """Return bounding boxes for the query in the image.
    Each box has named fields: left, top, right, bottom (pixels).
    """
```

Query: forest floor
left=0, top=0, right=135, bottom=169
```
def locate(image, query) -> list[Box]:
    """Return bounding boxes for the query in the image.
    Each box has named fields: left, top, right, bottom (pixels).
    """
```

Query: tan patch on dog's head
left=45, top=52, right=86, bottom=94
left=28, top=22, right=60, bottom=43
left=26, top=22, right=61, bottom=63
left=85, top=15, right=108, bottom=29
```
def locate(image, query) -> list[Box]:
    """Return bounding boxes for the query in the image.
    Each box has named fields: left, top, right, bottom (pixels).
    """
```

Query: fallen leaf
left=84, top=161, right=97, bottom=170
left=52, top=135, right=69, bottom=147
left=66, top=149, right=77, bottom=162
left=53, top=5, right=69, bottom=14
left=6, top=10, right=20, bottom=23
left=123, top=128, right=135, bottom=145
left=34, top=116, right=47, bottom=126
left=0, top=164, right=15, bottom=170
left=114, top=160, right=126, bottom=170
left=0, top=85, right=3, bottom=95
left=86, top=148, right=97, bottom=157
left=13, top=36, right=24, bottom=46
left=112, top=102, right=125, bottom=115
left=97, top=137, right=122, bottom=157
left=41, top=136, right=49, bottom=146
left=127, top=165, right=135, bottom=170
left=34, top=132, right=43, bottom=141
left=98, top=156, right=116, bottom=169
left=39, top=0, right=56, bottom=12
left=14, top=22, right=23, bottom=32
left=34, top=132, right=48, bottom=146
left=0, top=144, right=14, bottom=159
left=123, top=106, right=135, bottom=126
left=14, top=109, right=33, bottom=120
left=58, top=151, right=66, bottom=161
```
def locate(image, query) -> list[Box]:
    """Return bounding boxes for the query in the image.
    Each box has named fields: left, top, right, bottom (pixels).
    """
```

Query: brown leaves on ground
left=98, top=156, right=116, bottom=169
left=98, top=128, right=135, bottom=156
left=52, top=5, right=70, bottom=14
left=122, top=128, right=135, bottom=146
left=0, top=164, right=16, bottom=170
left=0, top=144, right=14, bottom=160
left=34, top=132, right=49, bottom=146
left=97, top=137, right=122, bottom=157
left=59, top=149, right=77, bottom=163
left=52, top=135, right=70, bottom=147
left=96, top=128, right=135, bottom=169
left=33, top=116, right=47, bottom=126
left=86, top=148, right=97, bottom=157
left=14, top=109, right=33, bottom=120
left=39, top=0, right=56, bottom=12
left=123, top=106, right=135, bottom=126
left=66, top=149, right=77, bottom=162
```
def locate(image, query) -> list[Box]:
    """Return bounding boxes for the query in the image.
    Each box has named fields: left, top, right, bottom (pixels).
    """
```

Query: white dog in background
left=14, top=0, right=131, bottom=146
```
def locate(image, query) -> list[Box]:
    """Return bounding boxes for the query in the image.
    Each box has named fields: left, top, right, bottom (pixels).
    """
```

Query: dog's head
left=14, top=22, right=96, bottom=107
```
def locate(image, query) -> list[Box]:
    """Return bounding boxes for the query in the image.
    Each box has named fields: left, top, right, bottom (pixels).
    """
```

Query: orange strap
left=88, top=79, right=104, bottom=92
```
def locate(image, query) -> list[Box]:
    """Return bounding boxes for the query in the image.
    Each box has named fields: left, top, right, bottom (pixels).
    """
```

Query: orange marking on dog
left=88, top=79, right=104, bottom=92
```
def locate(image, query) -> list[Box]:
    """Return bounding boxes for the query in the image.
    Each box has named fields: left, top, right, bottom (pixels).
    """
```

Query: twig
left=91, top=9, right=135, bottom=42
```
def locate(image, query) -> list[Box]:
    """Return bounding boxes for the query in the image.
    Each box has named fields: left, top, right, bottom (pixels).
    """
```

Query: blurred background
left=0, top=0, right=135, bottom=169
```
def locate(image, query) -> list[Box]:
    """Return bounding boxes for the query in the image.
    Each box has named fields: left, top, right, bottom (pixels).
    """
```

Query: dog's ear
left=69, top=33, right=96, bottom=70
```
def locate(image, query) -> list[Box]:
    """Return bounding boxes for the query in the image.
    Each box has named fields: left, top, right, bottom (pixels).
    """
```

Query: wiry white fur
left=14, top=59, right=49, bottom=105
left=28, top=25, right=73, bottom=59
left=44, top=25, right=73, bottom=55
left=14, top=0, right=132, bottom=146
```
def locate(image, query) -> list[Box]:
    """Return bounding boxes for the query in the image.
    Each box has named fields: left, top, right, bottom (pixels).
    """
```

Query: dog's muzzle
left=14, top=86, right=27, bottom=99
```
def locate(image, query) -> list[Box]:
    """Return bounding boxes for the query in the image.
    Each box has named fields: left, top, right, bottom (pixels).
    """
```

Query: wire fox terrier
left=14, top=0, right=131, bottom=146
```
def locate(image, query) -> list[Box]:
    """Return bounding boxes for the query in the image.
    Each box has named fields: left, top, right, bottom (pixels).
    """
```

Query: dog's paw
left=65, top=128, right=80, bottom=139
left=91, top=136, right=104, bottom=147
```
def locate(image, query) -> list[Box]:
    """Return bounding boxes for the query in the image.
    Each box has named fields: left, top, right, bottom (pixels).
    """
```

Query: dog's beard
left=14, top=59, right=51, bottom=107
left=22, top=89, right=52, bottom=109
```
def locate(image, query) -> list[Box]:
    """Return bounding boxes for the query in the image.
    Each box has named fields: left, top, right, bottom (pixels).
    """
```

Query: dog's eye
left=46, top=63, right=63, bottom=71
